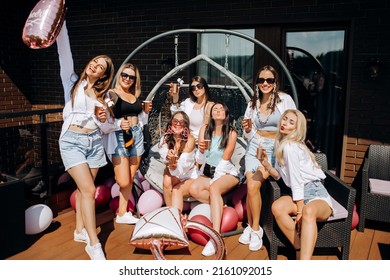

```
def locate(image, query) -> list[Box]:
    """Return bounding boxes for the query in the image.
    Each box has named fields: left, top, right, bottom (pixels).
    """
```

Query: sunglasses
left=172, top=118, right=186, bottom=126
left=190, top=83, right=204, bottom=91
left=120, top=72, right=136, bottom=80
left=256, top=78, right=276, bottom=84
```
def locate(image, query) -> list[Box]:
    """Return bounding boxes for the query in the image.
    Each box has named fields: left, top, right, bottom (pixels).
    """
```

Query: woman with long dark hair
left=190, top=102, right=240, bottom=257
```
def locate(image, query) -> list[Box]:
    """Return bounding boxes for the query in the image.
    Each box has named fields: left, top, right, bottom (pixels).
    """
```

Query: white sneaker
left=74, top=228, right=89, bottom=243
left=249, top=227, right=263, bottom=251
left=115, top=212, right=139, bottom=224
left=238, top=225, right=252, bottom=245
left=85, top=242, right=106, bottom=260
left=201, top=240, right=216, bottom=257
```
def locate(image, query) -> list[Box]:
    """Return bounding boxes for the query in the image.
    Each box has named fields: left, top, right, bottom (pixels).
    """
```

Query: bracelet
left=266, top=165, right=273, bottom=172
left=172, top=101, right=179, bottom=105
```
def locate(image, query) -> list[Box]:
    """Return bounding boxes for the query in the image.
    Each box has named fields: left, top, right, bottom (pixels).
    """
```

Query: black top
left=113, top=97, right=142, bottom=118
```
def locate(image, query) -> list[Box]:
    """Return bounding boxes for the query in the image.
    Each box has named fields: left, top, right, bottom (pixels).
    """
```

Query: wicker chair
left=355, top=144, right=390, bottom=232
left=261, top=153, right=356, bottom=260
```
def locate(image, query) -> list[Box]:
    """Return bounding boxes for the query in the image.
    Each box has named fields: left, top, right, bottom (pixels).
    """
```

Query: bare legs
left=112, top=155, right=141, bottom=216
left=245, top=168, right=268, bottom=232
left=68, top=163, right=99, bottom=246
left=272, top=196, right=332, bottom=260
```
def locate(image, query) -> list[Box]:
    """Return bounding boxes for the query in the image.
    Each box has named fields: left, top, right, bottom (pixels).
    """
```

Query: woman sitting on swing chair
left=168, top=76, right=214, bottom=144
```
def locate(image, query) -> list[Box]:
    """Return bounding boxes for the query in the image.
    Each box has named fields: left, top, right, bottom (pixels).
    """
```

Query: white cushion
left=369, top=178, right=390, bottom=195
left=327, top=196, right=348, bottom=221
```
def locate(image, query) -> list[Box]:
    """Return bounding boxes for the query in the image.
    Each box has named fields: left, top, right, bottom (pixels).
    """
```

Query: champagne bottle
left=123, top=116, right=134, bottom=149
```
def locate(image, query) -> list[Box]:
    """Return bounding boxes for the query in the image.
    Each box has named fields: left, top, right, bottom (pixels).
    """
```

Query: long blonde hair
left=114, top=63, right=141, bottom=98
left=274, top=109, right=318, bottom=167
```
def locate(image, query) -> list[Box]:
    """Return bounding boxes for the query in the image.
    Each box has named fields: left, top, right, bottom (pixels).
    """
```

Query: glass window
left=286, top=30, right=346, bottom=169
left=197, top=29, right=254, bottom=85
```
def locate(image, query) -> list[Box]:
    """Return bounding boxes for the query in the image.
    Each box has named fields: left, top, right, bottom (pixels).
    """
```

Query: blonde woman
left=261, top=109, right=333, bottom=260
left=101, top=63, right=150, bottom=224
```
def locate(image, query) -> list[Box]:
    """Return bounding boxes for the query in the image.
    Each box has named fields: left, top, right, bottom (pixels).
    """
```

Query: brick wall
left=1, top=0, right=390, bottom=186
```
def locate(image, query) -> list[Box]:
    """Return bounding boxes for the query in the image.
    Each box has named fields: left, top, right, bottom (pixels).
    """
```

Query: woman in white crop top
left=239, top=65, right=297, bottom=252
left=169, top=76, right=214, bottom=142
left=56, top=21, right=114, bottom=260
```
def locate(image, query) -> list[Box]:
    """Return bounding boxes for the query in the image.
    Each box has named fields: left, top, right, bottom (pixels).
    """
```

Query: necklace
left=256, top=94, right=275, bottom=125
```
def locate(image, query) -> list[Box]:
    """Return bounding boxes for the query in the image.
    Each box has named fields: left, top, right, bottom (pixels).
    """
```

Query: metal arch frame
left=114, top=28, right=299, bottom=108
left=146, top=54, right=253, bottom=102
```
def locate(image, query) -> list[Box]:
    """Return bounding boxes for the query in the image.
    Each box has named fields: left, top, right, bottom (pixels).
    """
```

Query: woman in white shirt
left=57, top=22, right=114, bottom=260
left=169, top=76, right=214, bottom=143
left=158, top=111, right=198, bottom=207
left=261, top=109, right=333, bottom=260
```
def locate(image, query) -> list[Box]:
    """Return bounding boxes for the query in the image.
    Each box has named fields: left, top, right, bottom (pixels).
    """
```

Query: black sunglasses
left=190, top=83, right=204, bottom=91
left=256, top=78, right=276, bottom=84
left=120, top=72, right=136, bottom=80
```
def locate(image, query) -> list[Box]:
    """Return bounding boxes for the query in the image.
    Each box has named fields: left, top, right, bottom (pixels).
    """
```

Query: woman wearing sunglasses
left=100, top=63, right=151, bottom=225
left=169, top=76, right=214, bottom=143
left=190, top=102, right=240, bottom=256
left=158, top=111, right=198, bottom=207
left=56, top=22, right=114, bottom=260
left=239, top=65, right=296, bottom=252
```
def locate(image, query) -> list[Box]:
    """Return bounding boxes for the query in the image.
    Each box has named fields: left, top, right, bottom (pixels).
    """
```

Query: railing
left=0, top=108, right=63, bottom=203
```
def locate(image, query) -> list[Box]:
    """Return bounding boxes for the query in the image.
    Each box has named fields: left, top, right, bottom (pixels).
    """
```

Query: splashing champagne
left=22, top=0, right=67, bottom=49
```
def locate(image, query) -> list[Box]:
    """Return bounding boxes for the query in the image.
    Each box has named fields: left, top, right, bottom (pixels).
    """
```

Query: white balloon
left=188, top=203, right=211, bottom=220
left=25, top=204, right=53, bottom=235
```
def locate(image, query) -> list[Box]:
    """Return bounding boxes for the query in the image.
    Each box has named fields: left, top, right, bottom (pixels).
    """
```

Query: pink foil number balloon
left=22, top=0, right=66, bottom=49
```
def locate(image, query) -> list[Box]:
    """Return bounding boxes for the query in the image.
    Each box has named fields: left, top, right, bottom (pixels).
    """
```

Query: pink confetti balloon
left=22, top=0, right=66, bottom=49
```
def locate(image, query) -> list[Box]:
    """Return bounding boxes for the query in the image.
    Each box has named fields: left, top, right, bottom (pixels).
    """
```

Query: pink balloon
left=57, top=171, right=71, bottom=185
left=234, top=198, right=247, bottom=222
left=188, top=215, right=212, bottom=245
left=141, top=180, right=151, bottom=191
left=69, top=189, right=77, bottom=211
left=220, top=206, right=239, bottom=233
left=138, top=189, right=163, bottom=216
left=135, top=170, right=145, bottom=181
left=351, top=210, right=359, bottom=230
left=109, top=196, right=135, bottom=214
left=95, top=185, right=111, bottom=209
left=111, top=183, right=120, bottom=198
left=103, top=176, right=116, bottom=189
left=22, top=0, right=66, bottom=49
left=231, top=183, right=247, bottom=206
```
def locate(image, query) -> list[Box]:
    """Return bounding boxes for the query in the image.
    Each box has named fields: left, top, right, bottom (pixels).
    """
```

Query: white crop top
left=70, top=95, right=99, bottom=129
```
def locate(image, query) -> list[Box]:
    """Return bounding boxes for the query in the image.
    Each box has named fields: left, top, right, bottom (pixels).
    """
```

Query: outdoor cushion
left=328, top=195, right=348, bottom=221
left=369, top=178, right=390, bottom=195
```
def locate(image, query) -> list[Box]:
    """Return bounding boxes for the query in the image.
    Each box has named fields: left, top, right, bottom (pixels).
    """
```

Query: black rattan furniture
left=355, top=144, right=390, bottom=232
left=261, top=153, right=356, bottom=260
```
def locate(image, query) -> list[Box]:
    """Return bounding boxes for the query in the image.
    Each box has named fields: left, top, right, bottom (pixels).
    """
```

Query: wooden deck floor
left=6, top=208, right=390, bottom=260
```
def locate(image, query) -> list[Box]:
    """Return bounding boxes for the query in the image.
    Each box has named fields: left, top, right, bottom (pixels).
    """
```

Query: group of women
left=57, top=20, right=334, bottom=260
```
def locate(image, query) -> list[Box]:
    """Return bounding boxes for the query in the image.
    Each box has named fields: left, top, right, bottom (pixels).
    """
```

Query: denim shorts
left=304, top=180, right=333, bottom=211
left=113, top=124, right=144, bottom=157
left=245, top=134, right=275, bottom=173
left=60, top=129, right=107, bottom=171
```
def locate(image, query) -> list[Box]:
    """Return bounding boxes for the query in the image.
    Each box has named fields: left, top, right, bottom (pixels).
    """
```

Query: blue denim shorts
left=245, top=134, right=275, bottom=173
left=59, top=129, right=107, bottom=171
left=113, top=124, right=144, bottom=157
left=304, top=180, right=333, bottom=211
